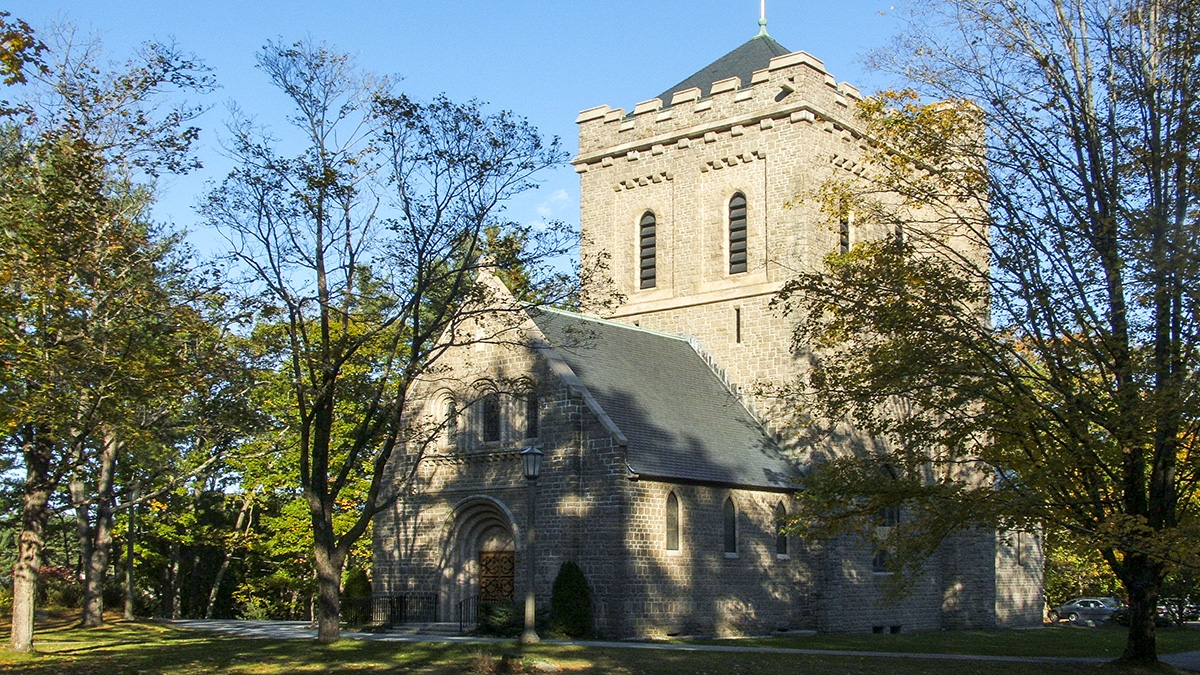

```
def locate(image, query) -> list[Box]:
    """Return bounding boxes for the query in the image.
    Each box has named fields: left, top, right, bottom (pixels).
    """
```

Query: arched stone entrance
left=440, top=496, right=518, bottom=621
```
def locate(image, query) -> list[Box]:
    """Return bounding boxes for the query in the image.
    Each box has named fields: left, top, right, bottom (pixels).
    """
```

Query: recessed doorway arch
left=439, top=495, right=519, bottom=621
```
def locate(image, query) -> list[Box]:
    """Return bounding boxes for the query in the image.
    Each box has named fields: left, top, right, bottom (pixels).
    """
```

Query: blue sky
left=6, top=1, right=904, bottom=254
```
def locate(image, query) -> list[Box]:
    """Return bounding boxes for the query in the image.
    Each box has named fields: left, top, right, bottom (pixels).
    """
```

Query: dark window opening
left=839, top=216, right=851, bottom=254
left=872, top=547, right=890, bottom=573
left=524, top=395, right=539, bottom=439
left=729, top=193, right=747, bottom=274
left=723, top=497, right=737, bottom=554
left=775, top=503, right=788, bottom=556
left=482, top=394, right=501, bottom=443
left=666, top=492, right=680, bottom=551
left=875, top=506, right=901, bottom=527
left=444, top=398, right=458, bottom=445
left=639, top=211, right=657, bottom=289
left=735, top=307, right=742, bottom=344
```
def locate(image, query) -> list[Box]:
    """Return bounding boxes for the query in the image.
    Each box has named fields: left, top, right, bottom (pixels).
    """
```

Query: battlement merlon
left=574, top=49, right=866, bottom=162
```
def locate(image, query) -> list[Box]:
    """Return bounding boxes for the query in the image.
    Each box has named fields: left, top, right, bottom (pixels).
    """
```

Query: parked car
left=1048, top=597, right=1120, bottom=623
left=1157, top=598, right=1199, bottom=624
left=1112, top=606, right=1173, bottom=627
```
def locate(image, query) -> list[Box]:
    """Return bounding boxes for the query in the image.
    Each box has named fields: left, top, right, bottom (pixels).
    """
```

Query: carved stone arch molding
left=437, top=495, right=521, bottom=620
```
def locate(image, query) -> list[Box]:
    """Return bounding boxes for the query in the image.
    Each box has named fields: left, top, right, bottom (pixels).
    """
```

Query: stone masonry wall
left=574, top=50, right=884, bottom=435
left=570, top=41, right=1043, bottom=634
left=373, top=310, right=643, bottom=635
left=618, top=480, right=814, bottom=637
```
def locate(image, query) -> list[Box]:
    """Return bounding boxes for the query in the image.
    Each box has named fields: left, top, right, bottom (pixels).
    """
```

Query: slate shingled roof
left=530, top=308, right=796, bottom=490
left=655, top=35, right=791, bottom=107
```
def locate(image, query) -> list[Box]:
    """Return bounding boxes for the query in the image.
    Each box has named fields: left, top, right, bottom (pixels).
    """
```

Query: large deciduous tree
left=205, top=40, right=573, bottom=642
left=0, top=22, right=213, bottom=650
left=776, top=0, right=1200, bottom=663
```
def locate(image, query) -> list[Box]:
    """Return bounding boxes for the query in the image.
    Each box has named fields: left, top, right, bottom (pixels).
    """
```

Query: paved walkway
left=167, top=620, right=1200, bottom=672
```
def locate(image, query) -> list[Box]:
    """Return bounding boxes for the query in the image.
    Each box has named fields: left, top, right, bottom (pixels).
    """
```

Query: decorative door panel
left=478, top=551, right=515, bottom=602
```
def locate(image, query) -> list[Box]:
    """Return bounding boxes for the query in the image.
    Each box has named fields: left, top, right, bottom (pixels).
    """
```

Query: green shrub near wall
left=550, top=561, right=592, bottom=638
left=342, top=568, right=371, bottom=599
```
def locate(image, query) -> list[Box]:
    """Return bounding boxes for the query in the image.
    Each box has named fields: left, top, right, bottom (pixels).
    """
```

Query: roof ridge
left=534, top=306, right=690, bottom=343
left=684, top=336, right=774, bottom=437
left=654, top=34, right=793, bottom=108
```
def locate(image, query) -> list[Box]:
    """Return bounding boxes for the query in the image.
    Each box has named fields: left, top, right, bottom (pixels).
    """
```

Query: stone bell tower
left=573, top=29, right=881, bottom=412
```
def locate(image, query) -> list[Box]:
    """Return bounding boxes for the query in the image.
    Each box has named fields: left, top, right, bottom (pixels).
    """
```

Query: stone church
left=372, top=27, right=1044, bottom=637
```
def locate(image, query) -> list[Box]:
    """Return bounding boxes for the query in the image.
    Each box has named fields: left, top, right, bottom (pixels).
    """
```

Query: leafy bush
left=477, top=601, right=523, bottom=637
left=342, top=568, right=371, bottom=599
left=38, top=566, right=82, bottom=609
left=549, top=561, right=592, bottom=638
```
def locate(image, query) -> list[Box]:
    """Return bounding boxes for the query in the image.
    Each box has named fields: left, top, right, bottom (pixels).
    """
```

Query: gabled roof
left=655, top=35, right=791, bottom=106
left=529, top=307, right=796, bottom=491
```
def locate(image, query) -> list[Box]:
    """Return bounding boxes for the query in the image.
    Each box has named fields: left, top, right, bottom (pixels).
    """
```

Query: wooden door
left=478, top=551, right=515, bottom=603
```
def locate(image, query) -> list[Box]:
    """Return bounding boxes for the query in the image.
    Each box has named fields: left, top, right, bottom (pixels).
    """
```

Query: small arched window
left=728, top=193, right=747, bottom=274
left=665, top=491, right=680, bottom=551
left=775, top=503, right=788, bottom=556
left=442, top=396, right=458, bottom=448
left=873, top=505, right=899, bottom=573
left=839, top=214, right=852, bottom=254
left=723, top=497, right=737, bottom=554
left=639, top=211, right=657, bottom=289
left=524, top=394, right=539, bottom=439
left=482, top=393, right=501, bottom=443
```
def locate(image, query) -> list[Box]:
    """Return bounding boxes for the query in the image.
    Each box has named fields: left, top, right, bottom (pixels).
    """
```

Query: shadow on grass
left=1, top=620, right=1194, bottom=674
left=689, top=624, right=1200, bottom=659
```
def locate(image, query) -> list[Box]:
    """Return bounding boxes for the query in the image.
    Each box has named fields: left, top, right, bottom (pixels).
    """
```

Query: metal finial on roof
left=757, top=0, right=769, bottom=37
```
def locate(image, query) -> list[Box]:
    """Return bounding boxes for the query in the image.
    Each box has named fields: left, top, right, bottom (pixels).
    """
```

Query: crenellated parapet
left=573, top=50, right=865, bottom=170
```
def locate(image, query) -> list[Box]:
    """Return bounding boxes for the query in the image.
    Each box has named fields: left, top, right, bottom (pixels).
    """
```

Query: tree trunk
left=162, top=541, right=181, bottom=619
left=1120, top=555, right=1163, bottom=664
left=81, top=498, right=115, bottom=626
left=312, top=534, right=345, bottom=643
left=10, top=429, right=56, bottom=653
left=68, top=472, right=93, bottom=589
left=124, top=486, right=139, bottom=620
left=206, top=492, right=253, bottom=619
left=81, top=429, right=119, bottom=626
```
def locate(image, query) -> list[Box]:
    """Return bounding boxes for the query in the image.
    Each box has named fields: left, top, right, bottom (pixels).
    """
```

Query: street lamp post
left=520, top=446, right=544, bottom=645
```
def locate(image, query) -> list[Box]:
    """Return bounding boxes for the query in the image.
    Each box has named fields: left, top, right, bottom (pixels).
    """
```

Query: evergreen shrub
left=549, top=561, right=592, bottom=638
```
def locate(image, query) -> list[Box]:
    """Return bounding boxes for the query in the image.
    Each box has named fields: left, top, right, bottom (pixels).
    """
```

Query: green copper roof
left=655, top=35, right=791, bottom=107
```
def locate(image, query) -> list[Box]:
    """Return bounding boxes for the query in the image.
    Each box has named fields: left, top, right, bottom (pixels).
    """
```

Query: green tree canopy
left=777, top=0, right=1200, bottom=663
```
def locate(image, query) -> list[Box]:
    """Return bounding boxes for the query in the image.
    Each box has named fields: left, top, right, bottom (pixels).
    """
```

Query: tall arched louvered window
left=639, top=211, right=657, bottom=289
left=728, top=193, right=747, bottom=274
left=723, top=497, right=738, bottom=554
left=665, top=491, right=680, bottom=551
left=775, top=503, right=788, bottom=556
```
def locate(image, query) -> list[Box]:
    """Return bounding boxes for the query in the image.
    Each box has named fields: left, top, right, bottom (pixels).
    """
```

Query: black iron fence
left=457, top=594, right=479, bottom=633
left=341, top=592, right=438, bottom=627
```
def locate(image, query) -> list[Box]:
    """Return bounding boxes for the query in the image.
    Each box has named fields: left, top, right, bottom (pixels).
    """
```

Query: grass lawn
left=695, top=623, right=1200, bottom=659
left=0, top=614, right=1192, bottom=674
